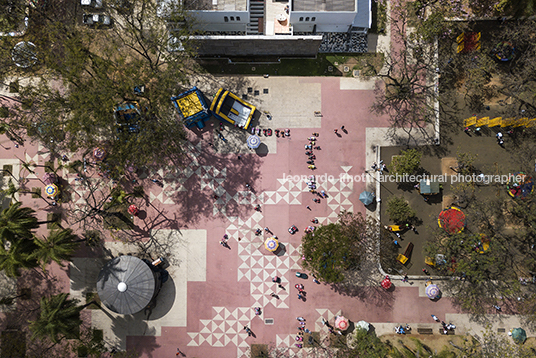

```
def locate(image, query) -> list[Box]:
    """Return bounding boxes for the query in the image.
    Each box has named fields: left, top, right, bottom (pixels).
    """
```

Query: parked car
left=81, top=0, right=103, bottom=8
left=82, top=13, right=112, bottom=27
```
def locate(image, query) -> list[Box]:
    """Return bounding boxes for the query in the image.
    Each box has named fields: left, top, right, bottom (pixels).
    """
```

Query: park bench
left=417, top=328, right=434, bottom=335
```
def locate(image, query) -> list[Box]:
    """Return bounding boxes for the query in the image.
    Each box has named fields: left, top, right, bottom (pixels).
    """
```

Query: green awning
left=420, top=179, right=440, bottom=195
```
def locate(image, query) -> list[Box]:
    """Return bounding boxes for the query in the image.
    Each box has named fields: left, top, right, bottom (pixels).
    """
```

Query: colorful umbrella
left=93, top=147, right=106, bottom=161
left=426, top=284, right=440, bottom=299
left=507, top=172, right=533, bottom=199
left=45, top=184, right=59, bottom=198
left=438, top=206, right=466, bottom=235
left=381, top=277, right=392, bottom=289
left=264, top=237, right=279, bottom=252
left=355, top=320, right=370, bottom=332
left=359, top=191, right=375, bottom=205
left=42, top=172, right=56, bottom=185
left=247, top=135, right=261, bottom=149
left=128, top=204, right=139, bottom=216
left=335, top=316, right=349, bottom=331
left=512, top=328, right=527, bottom=344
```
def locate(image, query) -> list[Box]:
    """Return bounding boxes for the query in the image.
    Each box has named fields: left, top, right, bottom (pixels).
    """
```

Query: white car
left=81, top=0, right=103, bottom=8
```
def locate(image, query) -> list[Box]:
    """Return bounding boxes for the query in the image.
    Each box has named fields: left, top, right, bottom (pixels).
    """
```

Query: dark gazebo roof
left=97, top=256, right=156, bottom=315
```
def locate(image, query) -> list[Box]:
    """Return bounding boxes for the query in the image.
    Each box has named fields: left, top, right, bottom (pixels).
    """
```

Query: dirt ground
left=380, top=103, right=526, bottom=276
left=382, top=334, right=536, bottom=354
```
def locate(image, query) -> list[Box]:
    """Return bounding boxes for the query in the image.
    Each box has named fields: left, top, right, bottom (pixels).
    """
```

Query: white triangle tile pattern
left=35, top=144, right=354, bottom=357
left=184, top=160, right=355, bottom=357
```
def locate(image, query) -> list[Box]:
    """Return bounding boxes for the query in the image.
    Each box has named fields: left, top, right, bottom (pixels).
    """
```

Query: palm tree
left=32, top=226, right=80, bottom=270
left=0, top=237, right=40, bottom=277
left=29, top=293, right=87, bottom=343
left=0, top=202, right=39, bottom=244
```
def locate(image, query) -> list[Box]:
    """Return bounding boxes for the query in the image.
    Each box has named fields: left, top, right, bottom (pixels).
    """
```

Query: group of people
left=294, top=317, right=311, bottom=348
left=395, top=324, right=411, bottom=334
left=371, top=160, right=387, bottom=172
left=431, top=315, right=456, bottom=334
left=305, top=133, right=320, bottom=170
left=295, top=283, right=306, bottom=301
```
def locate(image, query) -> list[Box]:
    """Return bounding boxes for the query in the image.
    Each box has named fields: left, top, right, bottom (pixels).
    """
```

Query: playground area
left=379, top=130, right=524, bottom=276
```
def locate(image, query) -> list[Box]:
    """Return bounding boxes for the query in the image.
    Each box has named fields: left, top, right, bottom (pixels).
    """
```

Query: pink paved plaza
left=1, top=77, right=462, bottom=357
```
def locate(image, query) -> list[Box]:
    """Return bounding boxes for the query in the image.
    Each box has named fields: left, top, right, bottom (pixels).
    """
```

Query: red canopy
left=381, top=277, right=392, bottom=289
left=128, top=204, right=139, bottom=216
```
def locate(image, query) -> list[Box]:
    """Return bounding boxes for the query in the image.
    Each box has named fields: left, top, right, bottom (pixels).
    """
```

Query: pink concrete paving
left=0, top=76, right=463, bottom=358
left=123, top=77, right=462, bottom=358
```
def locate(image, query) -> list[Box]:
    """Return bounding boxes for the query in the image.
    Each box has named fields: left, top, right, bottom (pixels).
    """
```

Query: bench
left=417, top=328, right=434, bottom=335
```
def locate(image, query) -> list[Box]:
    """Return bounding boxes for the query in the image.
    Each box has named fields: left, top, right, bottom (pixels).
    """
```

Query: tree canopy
left=301, top=211, right=371, bottom=283
left=29, top=293, right=84, bottom=343
left=8, top=0, right=200, bottom=177
left=388, top=148, right=422, bottom=177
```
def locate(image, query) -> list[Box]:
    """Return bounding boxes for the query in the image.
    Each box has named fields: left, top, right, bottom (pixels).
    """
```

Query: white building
left=178, top=0, right=371, bottom=56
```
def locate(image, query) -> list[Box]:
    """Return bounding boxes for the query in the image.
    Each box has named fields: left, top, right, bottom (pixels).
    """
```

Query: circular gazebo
left=97, top=256, right=161, bottom=315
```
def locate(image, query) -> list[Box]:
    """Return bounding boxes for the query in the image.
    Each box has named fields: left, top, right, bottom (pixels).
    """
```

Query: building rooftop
left=292, top=0, right=355, bottom=12
left=184, top=0, right=247, bottom=11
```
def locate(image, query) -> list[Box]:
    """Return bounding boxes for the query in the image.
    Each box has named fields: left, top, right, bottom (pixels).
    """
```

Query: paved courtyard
left=1, top=75, right=534, bottom=358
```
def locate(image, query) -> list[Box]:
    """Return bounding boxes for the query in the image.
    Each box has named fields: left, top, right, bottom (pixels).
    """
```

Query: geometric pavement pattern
left=182, top=143, right=356, bottom=356
left=33, top=142, right=356, bottom=357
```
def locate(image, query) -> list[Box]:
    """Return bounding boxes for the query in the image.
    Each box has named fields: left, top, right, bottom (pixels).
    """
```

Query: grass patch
left=329, top=332, right=348, bottom=348
left=44, top=161, right=54, bottom=173
left=199, top=54, right=344, bottom=76
left=103, top=204, right=134, bottom=230
left=250, top=344, right=269, bottom=358
left=304, top=332, right=321, bottom=347
left=46, top=212, right=61, bottom=229
left=85, top=292, right=101, bottom=310
left=198, top=53, right=384, bottom=77
left=2, top=164, right=13, bottom=177
left=0, top=106, right=10, bottom=118
left=370, top=0, right=387, bottom=35
left=379, top=228, right=402, bottom=274
left=8, top=81, right=19, bottom=93
left=1, top=330, right=26, bottom=358
left=31, top=187, right=41, bottom=198
left=20, top=287, right=31, bottom=299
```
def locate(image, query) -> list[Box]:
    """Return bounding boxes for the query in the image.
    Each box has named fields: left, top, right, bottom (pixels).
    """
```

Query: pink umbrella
left=335, top=316, right=349, bottom=331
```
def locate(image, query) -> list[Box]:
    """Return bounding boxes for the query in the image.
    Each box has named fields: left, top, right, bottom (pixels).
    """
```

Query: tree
left=386, top=196, right=416, bottom=224
left=424, top=231, right=519, bottom=314
left=301, top=211, right=371, bottom=283
left=369, top=1, right=447, bottom=131
left=0, top=236, right=40, bottom=277
left=31, top=225, right=80, bottom=270
left=340, top=328, right=392, bottom=358
left=12, top=0, right=199, bottom=177
left=388, top=148, right=422, bottom=177
left=29, top=293, right=87, bottom=344
left=0, top=201, right=39, bottom=244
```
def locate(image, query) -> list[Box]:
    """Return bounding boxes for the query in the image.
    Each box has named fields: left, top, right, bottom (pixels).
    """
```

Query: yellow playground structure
left=463, top=116, right=536, bottom=129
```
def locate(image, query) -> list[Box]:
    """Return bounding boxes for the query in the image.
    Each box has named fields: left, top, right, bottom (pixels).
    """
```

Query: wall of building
left=289, top=12, right=355, bottom=33
left=193, top=35, right=323, bottom=56
left=190, top=11, right=249, bottom=32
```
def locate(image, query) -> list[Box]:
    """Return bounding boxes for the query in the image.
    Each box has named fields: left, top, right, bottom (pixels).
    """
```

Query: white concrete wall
left=290, top=12, right=355, bottom=32
left=190, top=10, right=248, bottom=32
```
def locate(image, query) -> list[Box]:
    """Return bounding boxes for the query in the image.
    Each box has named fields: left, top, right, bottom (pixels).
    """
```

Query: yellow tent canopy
left=464, top=116, right=477, bottom=127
